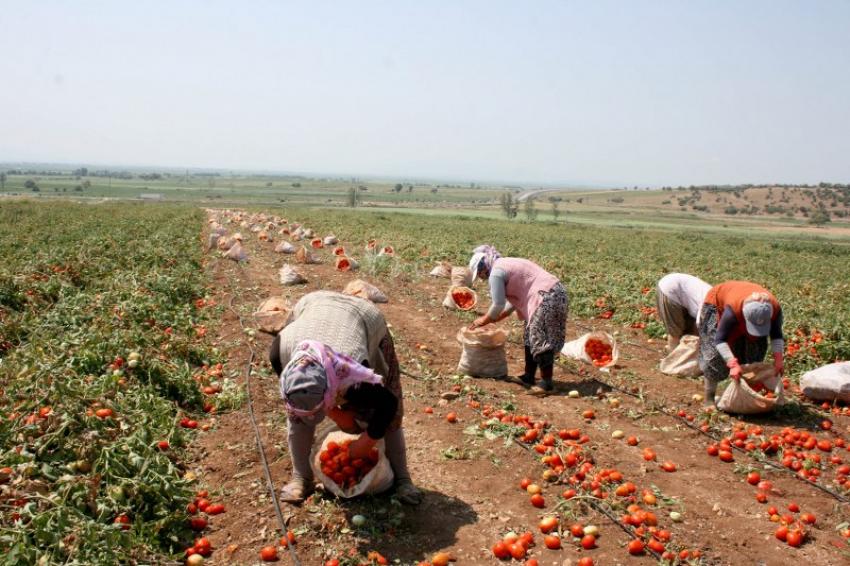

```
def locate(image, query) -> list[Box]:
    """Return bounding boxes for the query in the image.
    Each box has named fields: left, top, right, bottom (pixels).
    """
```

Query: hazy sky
left=2, top=1, right=849, bottom=186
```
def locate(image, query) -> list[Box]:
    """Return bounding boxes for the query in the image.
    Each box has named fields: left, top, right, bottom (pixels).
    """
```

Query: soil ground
left=190, top=211, right=850, bottom=566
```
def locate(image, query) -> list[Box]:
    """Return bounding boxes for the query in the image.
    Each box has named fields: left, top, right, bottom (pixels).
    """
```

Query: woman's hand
left=468, top=315, right=491, bottom=330
left=773, top=352, right=784, bottom=378
left=348, top=432, right=377, bottom=459
left=726, top=358, right=742, bottom=381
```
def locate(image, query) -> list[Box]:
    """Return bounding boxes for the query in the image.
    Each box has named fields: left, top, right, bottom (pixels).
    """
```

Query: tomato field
left=2, top=200, right=850, bottom=565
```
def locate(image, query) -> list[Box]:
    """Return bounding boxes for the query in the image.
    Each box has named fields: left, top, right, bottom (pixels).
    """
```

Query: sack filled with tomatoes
left=560, top=331, right=619, bottom=369
left=442, top=286, right=478, bottom=311
left=311, top=431, right=394, bottom=498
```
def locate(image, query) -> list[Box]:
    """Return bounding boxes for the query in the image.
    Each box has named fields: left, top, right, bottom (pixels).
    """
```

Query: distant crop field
left=274, top=206, right=850, bottom=376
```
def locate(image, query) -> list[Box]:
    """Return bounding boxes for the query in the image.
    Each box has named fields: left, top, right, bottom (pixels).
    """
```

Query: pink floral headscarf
left=280, top=340, right=384, bottom=418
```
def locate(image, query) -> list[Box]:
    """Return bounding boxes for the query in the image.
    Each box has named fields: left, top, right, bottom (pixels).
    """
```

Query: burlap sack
left=275, top=241, right=296, bottom=254
left=343, top=279, right=387, bottom=303
left=456, top=327, right=508, bottom=378
left=223, top=242, right=248, bottom=261
left=561, top=332, right=619, bottom=369
left=296, top=246, right=320, bottom=264
left=659, top=335, right=701, bottom=377
left=451, top=267, right=472, bottom=288
left=800, top=362, right=850, bottom=403
left=429, top=262, right=452, bottom=278
left=335, top=256, right=358, bottom=272
left=378, top=245, right=395, bottom=256
left=324, top=234, right=338, bottom=245
left=442, top=286, right=478, bottom=311
left=311, top=431, right=394, bottom=498
left=279, top=264, right=307, bottom=285
left=310, top=238, right=324, bottom=249
left=332, top=246, right=347, bottom=256
left=253, top=297, right=291, bottom=334
left=716, top=362, right=784, bottom=414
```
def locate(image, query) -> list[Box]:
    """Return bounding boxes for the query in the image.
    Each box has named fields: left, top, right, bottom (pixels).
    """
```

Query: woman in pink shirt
left=468, top=245, right=568, bottom=393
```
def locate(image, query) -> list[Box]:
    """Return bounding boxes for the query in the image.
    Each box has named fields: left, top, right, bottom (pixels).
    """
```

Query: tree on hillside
left=394, top=183, right=403, bottom=193
left=524, top=197, right=538, bottom=222
left=551, top=201, right=561, bottom=223
left=0, top=172, right=5, bottom=190
left=347, top=187, right=358, bottom=207
left=809, top=208, right=831, bottom=226
left=499, top=192, right=518, bottom=219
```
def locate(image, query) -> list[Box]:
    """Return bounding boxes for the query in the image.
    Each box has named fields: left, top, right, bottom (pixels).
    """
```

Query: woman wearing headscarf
left=698, top=281, right=785, bottom=407
left=467, top=245, right=568, bottom=393
left=656, top=273, right=712, bottom=350
left=269, top=290, right=421, bottom=505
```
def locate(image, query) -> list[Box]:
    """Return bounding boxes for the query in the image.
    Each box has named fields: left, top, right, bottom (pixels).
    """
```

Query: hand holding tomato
left=348, top=432, right=377, bottom=459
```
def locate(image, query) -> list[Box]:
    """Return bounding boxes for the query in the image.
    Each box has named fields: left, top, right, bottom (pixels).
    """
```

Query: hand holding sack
left=716, top=362, right=784, bottom=414
left=311, top=431, right=394, bottom=498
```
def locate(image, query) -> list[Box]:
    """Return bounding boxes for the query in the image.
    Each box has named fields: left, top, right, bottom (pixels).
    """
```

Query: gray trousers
left=287, top=417, right=412, bottom=484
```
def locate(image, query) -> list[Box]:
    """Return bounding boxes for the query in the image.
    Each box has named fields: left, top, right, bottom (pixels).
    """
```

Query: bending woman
left=698, top=281, right=784, bottom=407
left=467, top=245, right=568, bottom=393
left=269, top=290, right=422, bottom=505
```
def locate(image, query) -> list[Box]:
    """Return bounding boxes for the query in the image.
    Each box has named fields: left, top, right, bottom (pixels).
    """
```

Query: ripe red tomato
left=492, top=541, right=510, bottom=559
left=718, top=450, right=734, bottom=462
left=325, top=560, right=340, bottom=566
left=706, top=444, right=719, bottom=456
left=260, top=545, right=278, bottom=561
left=569, top=523, right=585, bottom=537
left=189, top=517, right=208, bottom=531
left=775, top=526, right=788, bottom=541
left=206, top=503, right=225, bottom=515
left=157, top=440, right=170, bottom=451
left=786, top=529, right=804, bottom=547
left=543, top=535, right=561, bottom=550
left=520, top=477, right=532, bottom=490
left=755, top=492, right=768, bottom=503
left=95, top=408, right=114, bottom=419
left=530, top=494, right=545, bottom=508
left=660, top=461, right=677, bottom=472
left=627, top=436, right=639, bottom=446
left=746, top=471, right=760, bottom=485
left=648, top=538, right=665, bottom=553
left=509, top=543, right=527, bottom=560
left=627, top=539, right=645, bottom=555
left=800, top=512, right=816, bottom=525
left=446, top=412, right=458, bottom=423
left=580, top=534, right=596, bottom=549
left=787, top=502, right=800, bottom=513
left=577, top=558, right=594, bottom=566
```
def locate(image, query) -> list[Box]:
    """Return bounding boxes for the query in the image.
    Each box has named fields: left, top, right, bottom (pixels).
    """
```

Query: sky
left=1, top=1, right=849, bottom=186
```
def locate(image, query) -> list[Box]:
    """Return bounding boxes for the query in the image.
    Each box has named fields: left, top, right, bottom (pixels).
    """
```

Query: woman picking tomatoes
left=467, top=245, right=568, bottom=394
left=698, top=281, right=785, bottom=408
left=655, top=273, right=712, bottom=350
left=269, top=291, right=422, bottom=505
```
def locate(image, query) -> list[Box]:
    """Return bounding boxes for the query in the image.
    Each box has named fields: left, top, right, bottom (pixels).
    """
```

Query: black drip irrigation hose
left=592, top=373, right=850, bottom=505
left=400, top=364, right=664, bottom=559
left=228, top=275, right=303, bottom=566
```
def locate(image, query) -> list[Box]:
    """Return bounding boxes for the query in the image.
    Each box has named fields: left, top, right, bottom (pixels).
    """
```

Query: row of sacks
left=430, top=263, right=479, bottom=311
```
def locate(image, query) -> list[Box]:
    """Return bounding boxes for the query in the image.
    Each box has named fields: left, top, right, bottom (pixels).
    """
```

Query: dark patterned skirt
left=698, top=303, right=767, bottom=385
left=525, top=282, right=569, bottom=358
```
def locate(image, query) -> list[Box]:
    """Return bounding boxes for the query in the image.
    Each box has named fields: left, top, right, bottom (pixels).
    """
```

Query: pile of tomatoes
left=584, top=338, right=613, bottom=367
left=318, top=440, right=380, bottom=488
left=451, top=287, right=476, bottom=310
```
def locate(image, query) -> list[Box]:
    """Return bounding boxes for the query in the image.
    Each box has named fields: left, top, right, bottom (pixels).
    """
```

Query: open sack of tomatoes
left=442, top=286, right=478, bottom=311
left=716, top=362, right=785, bottom=414
left=311, top=432, right=394, bottom=498
left=561, top=332, right=619, bottom=369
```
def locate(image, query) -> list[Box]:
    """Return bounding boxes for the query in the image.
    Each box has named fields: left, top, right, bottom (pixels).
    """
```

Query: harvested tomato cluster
left=451, top=288, right=476, bottom=310
left=584, top=338, right=613, bottom=367
left=318, top=440, right=380, bottom=488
